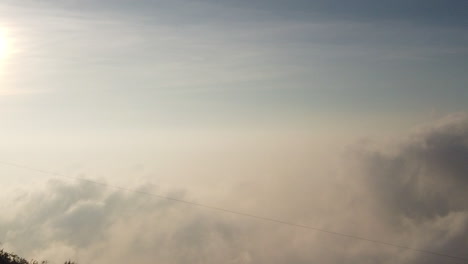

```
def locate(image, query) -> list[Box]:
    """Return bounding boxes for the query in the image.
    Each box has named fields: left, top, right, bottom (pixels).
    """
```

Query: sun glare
left=0, top=29, right=9, bottom=59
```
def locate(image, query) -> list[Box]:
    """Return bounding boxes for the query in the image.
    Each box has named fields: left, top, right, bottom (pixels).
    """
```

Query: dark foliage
left=0, top=249, right=75, bottom=264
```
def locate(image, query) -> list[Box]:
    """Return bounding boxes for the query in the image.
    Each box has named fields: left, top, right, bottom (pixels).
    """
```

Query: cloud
left=359, top=113, right=468, bottom=219
left=1, top=180, right=256, bottom=263
left=1, top=113, right=468, bottom=263
left=7, top=0, right=467, bottom=26
left=352, top=113, right=468, bottom=262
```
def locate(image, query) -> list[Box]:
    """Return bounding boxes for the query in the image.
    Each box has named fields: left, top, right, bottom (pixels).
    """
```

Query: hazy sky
left=1, top=0, right=466, bottom=133
left=0, top=1, right=467, bottom=264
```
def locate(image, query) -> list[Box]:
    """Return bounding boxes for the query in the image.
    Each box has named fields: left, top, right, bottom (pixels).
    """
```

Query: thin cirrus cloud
left=0, top=0, right=466, bottom=118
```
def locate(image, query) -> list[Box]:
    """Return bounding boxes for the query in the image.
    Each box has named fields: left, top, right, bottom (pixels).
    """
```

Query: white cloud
left=1, top=113, right=467, bottom=263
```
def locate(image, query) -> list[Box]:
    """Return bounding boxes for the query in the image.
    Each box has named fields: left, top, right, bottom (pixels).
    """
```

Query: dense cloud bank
left=356, top=113, right=468, bottom=262
left=1, top=113, right=467, bottom=264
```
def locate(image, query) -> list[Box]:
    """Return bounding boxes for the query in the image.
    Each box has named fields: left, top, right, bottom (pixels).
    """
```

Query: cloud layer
left=1, top=113, right=468, bottom=264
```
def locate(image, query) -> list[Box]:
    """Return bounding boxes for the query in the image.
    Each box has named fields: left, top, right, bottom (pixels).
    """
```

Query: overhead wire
left=0, top=160, right=467, bottom=263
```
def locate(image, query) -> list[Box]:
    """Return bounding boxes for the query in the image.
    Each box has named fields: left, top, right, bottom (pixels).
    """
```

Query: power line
left=0, top=160, right=467, bottom=263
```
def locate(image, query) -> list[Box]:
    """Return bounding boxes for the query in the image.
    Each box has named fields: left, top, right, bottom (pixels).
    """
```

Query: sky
left=0, top=1, right=467, bottom=263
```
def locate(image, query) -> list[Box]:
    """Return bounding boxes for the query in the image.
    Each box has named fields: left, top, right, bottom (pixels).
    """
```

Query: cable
left=0, top=160, right=467, bottom=263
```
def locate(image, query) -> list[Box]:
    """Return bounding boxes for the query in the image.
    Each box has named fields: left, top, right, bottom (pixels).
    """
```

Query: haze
left=0, top=1, right=467, bottom=263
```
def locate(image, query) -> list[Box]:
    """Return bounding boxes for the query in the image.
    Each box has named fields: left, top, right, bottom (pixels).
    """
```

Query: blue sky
left=0, top=0, right=466, bottom=137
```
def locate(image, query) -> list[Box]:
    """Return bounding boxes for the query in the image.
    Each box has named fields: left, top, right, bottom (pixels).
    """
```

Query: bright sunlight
left=0, top=28, right=9, bottom=59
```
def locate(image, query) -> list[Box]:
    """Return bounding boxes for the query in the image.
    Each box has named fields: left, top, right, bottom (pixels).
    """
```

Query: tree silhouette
left=0, top=249, right=75, bottom=264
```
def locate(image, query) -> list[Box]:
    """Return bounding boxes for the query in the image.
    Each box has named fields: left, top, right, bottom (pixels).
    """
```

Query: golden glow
left=0, top=28, right=11, bottom=79
left=0, top=29, right=9, bottom=59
